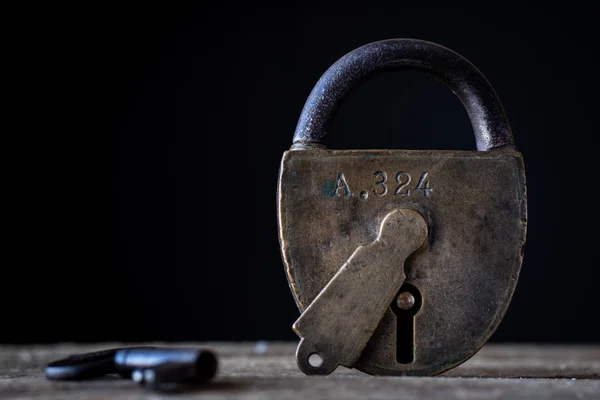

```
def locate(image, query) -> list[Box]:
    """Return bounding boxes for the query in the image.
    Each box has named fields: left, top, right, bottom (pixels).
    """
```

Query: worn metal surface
left=278, top=150, right=527, bottom=375
left=293, top=208, right=428, bottom=375
left=279, top=38, right=527, bottom=376
left=1, top=343, right=599, bottom=399
left=291, top=39, right=515, bottom=152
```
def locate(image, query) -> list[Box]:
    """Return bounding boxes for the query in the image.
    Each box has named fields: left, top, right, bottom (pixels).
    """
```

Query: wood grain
left=1, top=343, right=598, bottom=399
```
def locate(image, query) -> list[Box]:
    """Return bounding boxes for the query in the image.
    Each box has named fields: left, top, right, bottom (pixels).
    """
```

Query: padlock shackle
left=292, top=39, right=516, bottom=152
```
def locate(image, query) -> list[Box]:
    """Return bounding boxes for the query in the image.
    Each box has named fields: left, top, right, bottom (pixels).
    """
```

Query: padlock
left=277, top=38, right=527, bottom=376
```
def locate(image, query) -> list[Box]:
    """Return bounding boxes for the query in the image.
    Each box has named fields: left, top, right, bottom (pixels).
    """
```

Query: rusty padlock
left=277, top=39, right=527, bottom=376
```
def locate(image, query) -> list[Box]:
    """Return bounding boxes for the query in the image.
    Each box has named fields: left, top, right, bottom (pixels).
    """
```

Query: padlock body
left=277, top=149, right=527, bottom=376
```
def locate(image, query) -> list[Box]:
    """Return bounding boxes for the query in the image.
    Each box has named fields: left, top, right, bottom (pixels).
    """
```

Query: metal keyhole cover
left=277, top=39, right=527, bottom=376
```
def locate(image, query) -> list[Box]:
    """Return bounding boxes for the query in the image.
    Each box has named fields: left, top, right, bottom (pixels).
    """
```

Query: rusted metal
left=291, top=38, right=516, bottom=152
left=277, top=38, right=527, bottom=376
left=396, top=292, right=415, bottom=311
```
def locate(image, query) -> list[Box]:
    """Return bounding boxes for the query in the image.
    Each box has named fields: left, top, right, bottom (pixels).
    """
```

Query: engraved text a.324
left=331, top=171, right=432, bottom=199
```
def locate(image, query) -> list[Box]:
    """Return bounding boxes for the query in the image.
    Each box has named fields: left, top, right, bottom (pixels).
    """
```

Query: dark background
left=5, top=3, right=599, bottom=343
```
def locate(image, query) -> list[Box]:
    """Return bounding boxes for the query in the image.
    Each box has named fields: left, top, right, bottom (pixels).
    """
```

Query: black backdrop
left=5, top=3, right=599, bottom=343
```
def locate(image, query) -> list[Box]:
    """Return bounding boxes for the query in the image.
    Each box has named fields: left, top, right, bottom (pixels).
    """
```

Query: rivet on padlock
left=277, top=38, right=527, bottom=376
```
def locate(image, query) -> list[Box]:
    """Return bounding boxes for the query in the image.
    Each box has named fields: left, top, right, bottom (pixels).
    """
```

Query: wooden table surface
left=1, top=342, right=599, bottom=399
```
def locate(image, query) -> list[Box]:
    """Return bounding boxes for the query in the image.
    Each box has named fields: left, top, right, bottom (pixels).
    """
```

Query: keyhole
left=390, top=283, right=422, bottom=364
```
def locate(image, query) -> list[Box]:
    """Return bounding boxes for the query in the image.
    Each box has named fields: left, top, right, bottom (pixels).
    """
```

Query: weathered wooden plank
left=1, top=343, right=598, bottom=399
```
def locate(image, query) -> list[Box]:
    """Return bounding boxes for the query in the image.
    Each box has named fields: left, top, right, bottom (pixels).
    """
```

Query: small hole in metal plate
left=308, top=353, right=323, bottom=368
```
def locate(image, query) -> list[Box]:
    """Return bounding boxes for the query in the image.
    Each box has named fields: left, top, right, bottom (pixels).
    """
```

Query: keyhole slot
left=390, top=283, right=423, bottom=364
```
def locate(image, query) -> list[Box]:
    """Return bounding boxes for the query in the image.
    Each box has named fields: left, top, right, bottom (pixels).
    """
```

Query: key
left=293, top=208, right=428, bottom=375
left=45, top=347, right=157, bottom=380
left=114, top=347, right=218, bottom=383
